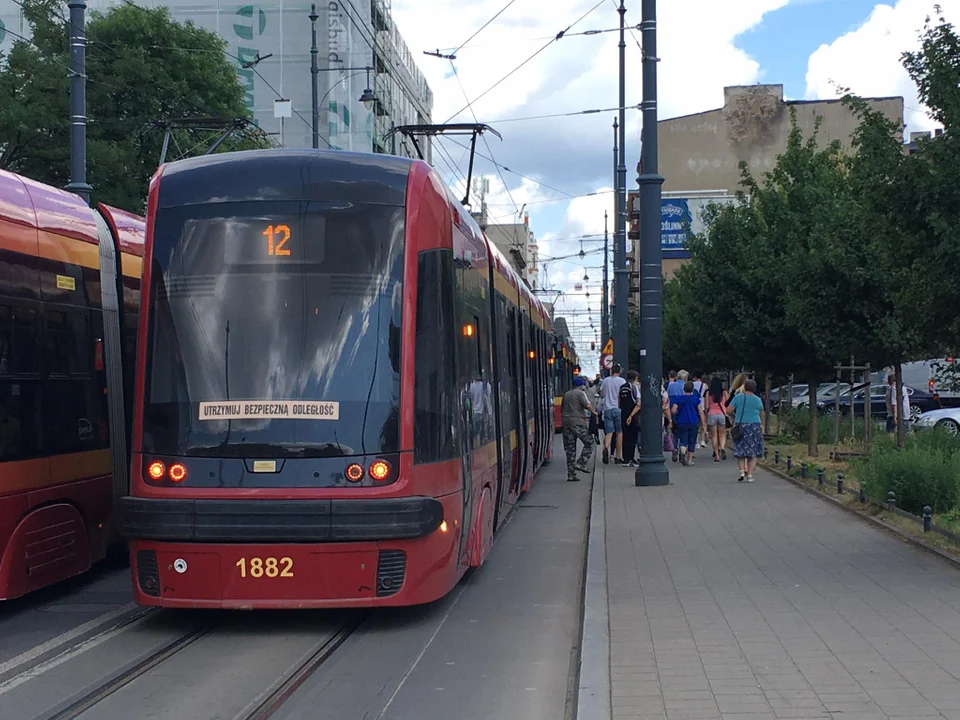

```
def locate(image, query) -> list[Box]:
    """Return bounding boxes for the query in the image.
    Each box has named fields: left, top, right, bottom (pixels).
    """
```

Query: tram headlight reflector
left=147, top=461, right=166, bottom=480
left=439, top=520, right=448, bottom=532
left=345, top=463, right=364, bottom=482
left=169, top=463, right=187, bottom=482
left=369, top=460, right=391, bottom=481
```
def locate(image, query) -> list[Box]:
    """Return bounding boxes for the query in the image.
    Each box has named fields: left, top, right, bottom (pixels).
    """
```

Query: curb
left=575, top=457, right=610, bottom=720
left=761, top=463, right=960, bottom=572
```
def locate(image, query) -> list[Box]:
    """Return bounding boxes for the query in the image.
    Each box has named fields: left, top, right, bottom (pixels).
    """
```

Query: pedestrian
left=599, top=364, right=626, bottom=464
left=671, top=380, right=707, bottom=465
left=729, top=372, right=746, bottom=399
left=692, top=370, right=708, bottom=448
left=561, top=376, right=595, bottom=481
left=620, top=370, right=641, bottom=467
left=705, top=376, right=728, bottom=461
left=726, top=378, right=765, bottom=482
left=666, top=370, right=686, bottom=460
left=885, top=372, right=910, bottom=437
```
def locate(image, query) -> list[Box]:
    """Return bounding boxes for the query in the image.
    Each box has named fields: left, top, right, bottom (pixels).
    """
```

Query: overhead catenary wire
left=448, top=0, right=521, bottom=57
left=431, top=24, right=643, bottom=54
left=443, top=0, right=608, bottom=124
left=448, top=59, right=522, bottom=217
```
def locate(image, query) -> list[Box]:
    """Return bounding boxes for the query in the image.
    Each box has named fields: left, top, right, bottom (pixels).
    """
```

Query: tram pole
left=613, top=0, right=628, bottom=369
left=601, top=210, right=609, bottom=349
left=611, top=118, right=619, bottom=355
left=309, top=4, right=320, bottom=149
left=634, top=0, right=669, bottom=486
left=65, top=0, right=92, bottom=204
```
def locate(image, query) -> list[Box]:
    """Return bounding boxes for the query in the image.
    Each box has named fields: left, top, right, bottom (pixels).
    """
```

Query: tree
left=0, top=0, right=270, bottom=210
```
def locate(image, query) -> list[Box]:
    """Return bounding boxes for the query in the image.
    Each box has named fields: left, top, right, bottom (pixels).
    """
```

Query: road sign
left=601, top=338, right=613, bottom=356
left=602, top=354, right=614, bottom=370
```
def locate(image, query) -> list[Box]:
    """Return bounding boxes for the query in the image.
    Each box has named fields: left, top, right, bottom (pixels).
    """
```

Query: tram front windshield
left=142, top=200, right=404, bottom=459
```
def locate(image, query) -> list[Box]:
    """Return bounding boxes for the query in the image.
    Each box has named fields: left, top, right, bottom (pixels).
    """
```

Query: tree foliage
left=657, top=12, right=960, bottom=455
left=0, top=0, right=271, bottom=210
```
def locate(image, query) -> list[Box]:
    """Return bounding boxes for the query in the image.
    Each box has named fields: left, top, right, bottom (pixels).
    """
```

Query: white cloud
left=388, top=0, right=789, bottom=368
left=804, top=0, right=960, bottom=133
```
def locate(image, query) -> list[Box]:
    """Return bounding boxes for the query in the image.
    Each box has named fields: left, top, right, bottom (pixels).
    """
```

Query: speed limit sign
left=602, top=354, right=614, bottom=370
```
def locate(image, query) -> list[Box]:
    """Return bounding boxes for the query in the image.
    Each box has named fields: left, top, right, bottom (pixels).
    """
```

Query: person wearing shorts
left=599, top=364, right=626, bottom=464
left=705, top=376, right=729, bottom=461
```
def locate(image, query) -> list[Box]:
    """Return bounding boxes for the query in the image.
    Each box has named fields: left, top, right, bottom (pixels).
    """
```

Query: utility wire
left=450, top=0, right=521, bottom=57
left=432, top=24, right=642, bottom=53
left=449, top=59, right=522, bottom=217
left=442, top=135, right=578, bottom=198
left=486, top=189, right=613, bottom=209
left=444, top=0, right=607, bottom=123
left=490, top=104, right=640, bottom=124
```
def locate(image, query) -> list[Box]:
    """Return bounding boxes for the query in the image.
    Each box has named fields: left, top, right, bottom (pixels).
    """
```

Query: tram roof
left=156, top=149, right=417, bottom=209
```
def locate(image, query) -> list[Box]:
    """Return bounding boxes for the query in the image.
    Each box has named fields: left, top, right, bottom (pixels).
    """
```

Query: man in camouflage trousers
left=561, top=376, right=595, bottom=481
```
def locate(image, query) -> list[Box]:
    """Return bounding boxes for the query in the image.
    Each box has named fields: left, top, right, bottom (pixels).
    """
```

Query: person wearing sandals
left=726, top=378, right=765, bottom=482
left=705, top=376, right=729, bottom=462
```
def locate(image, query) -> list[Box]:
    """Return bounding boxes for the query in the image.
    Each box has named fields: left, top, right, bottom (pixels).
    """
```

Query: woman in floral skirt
left=726, top=378, right=765, bottom=482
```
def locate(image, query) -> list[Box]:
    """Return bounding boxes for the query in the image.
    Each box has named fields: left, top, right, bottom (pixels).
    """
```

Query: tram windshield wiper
left=183, top=442, right=352, bottom=459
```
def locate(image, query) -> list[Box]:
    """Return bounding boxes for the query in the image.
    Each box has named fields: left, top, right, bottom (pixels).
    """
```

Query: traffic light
left=590, top=342, right=596, bottom=351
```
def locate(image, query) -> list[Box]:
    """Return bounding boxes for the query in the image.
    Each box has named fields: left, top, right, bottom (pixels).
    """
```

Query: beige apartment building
left=631, top=84, right=904, bottom=291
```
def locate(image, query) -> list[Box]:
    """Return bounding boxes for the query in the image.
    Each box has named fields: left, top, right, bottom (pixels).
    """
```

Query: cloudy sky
left=391, top=0, right=954, bottom=373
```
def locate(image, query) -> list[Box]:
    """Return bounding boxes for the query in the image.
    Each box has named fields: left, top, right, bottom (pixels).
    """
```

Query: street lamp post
left=65, top=0, right=92, bottom=204
left=613, top=0, right=628, bottom=370
left=309, top=5, right=319, bottom=149
left=635, top=0, right=669, bottom=486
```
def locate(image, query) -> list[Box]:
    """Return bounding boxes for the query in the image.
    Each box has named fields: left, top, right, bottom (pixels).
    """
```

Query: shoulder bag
left=730, top=394, right=746, bottom=442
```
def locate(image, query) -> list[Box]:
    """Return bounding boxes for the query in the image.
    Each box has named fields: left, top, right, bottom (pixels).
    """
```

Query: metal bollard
left=837, top=472, right=844, bottom=494
left=775, top=450, right=780, bottom=465
left=786, top=455, right=792, bottom=471
left=859, top=487, right=865, bottom=503
left=800, top=463, right=807, bottom=479
left=887, top=491, right=896, bottom=507
left=817, top=468, right=825, bottom=487
left=923, top=506, right=932, bottom=532
left=764, top=447, right=769, bottom=459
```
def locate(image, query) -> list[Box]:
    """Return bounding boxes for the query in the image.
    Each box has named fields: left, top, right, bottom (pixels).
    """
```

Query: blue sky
left=737, top=0, right=887, bottom=100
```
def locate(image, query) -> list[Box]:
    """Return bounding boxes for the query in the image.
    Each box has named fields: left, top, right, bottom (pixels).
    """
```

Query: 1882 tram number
left=235, top=557, right=294, bottom=578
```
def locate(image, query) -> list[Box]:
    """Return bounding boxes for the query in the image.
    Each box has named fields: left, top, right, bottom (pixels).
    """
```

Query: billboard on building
left=661, top=195, right=738, bottom=258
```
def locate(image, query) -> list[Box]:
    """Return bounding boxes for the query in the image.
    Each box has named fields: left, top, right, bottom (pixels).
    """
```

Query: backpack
left=619, top=381, right=637, bottom=413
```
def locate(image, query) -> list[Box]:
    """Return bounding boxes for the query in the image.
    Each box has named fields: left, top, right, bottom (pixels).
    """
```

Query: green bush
left=856, top=429, right=960, bottom=515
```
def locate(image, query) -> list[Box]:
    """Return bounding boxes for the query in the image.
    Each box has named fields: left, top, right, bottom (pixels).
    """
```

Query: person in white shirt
left=885, top=373, right=910, bottom=436
left=691, top=370, right=708, bottom=448
left=599, top=364, right=627, bottom=464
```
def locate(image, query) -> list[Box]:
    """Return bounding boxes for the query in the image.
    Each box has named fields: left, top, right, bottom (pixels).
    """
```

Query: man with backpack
left=619, top=370, right=642, bottom=467
left=692, top=370, right=708, bottom=449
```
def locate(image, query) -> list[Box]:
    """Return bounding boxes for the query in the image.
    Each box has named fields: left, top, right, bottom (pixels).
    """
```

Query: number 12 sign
left=263, top=224, right=291, bottom=256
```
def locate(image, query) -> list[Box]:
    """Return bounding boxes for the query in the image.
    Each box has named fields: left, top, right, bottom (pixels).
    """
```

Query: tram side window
left=44, top=310, right=91, bottom=375
left=413, top=250, right=458, bottom=464
left=0, top=305, right=40, bottom=375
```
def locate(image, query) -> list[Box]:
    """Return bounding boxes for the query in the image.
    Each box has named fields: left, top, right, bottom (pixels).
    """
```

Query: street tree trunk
left=807, top=380, right=819, bottom=457
left=764, top=373, right=772, bottom=435
left=895, top=360, right=905, bottom=449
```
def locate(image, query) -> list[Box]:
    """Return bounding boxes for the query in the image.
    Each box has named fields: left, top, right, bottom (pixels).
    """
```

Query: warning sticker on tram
left=198, top=401, right=340, bottom=421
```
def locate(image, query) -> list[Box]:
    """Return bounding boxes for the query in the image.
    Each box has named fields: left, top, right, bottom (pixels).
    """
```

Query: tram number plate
left=235, top=557, right=294, bottom=578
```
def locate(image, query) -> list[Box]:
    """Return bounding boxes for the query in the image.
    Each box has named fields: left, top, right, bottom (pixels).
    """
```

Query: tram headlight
left=169, top=463, right=187, bottom=482
left=345, top=463, right=364, bottom=482
left=369, top=459, right=391, bottom=482
left=147, top=461, right=166, bottom=480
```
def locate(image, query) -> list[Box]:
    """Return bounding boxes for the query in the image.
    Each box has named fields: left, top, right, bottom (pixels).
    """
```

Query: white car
left=912, top=407, right=960, bottom=435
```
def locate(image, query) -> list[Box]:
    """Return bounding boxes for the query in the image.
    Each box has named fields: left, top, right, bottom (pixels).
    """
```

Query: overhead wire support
left=387, top=124, right=501, bottom=207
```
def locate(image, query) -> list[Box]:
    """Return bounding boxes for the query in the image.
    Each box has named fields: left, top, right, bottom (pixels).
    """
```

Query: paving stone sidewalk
left=600, top=454, right=960, bottom=720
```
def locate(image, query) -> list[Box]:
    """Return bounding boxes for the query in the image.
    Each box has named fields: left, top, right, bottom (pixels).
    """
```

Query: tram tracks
left=2, top=610, right=366, bottom=720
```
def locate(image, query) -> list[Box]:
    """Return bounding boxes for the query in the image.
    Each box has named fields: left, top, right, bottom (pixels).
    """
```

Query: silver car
left=912, top=407, right=960, bottom=435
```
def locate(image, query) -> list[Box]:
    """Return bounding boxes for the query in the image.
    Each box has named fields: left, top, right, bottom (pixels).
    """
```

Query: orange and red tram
left=119, top=150, right=557, bottom=609
left=0, top=170, right=144, bottom=600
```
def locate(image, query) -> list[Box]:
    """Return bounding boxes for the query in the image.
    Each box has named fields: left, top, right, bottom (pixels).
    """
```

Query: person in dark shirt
left=671, top=381, right=707, bottom=466
left=561, top=377, right=595, bottom=481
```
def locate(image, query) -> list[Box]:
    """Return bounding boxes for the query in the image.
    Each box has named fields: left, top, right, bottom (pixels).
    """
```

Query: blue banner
left=661, top=199, right=692, bottom=251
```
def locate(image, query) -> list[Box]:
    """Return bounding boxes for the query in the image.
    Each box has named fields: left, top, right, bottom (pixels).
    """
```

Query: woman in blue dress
left=726, top=378, right=765, bottom=482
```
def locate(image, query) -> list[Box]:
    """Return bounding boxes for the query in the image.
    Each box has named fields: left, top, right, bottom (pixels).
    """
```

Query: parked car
left=816, top=383, right=938, bottom=421
left=913, top=407, right=960, bottom=435
left=769, top=384, right=809, bottom=406
left=796, top=382, right=852, bottom=410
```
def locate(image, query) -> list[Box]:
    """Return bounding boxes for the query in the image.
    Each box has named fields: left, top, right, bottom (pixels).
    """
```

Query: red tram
left=120, top=150, right=563, bottom=609
left=0, top=170, right=144, bottom=600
